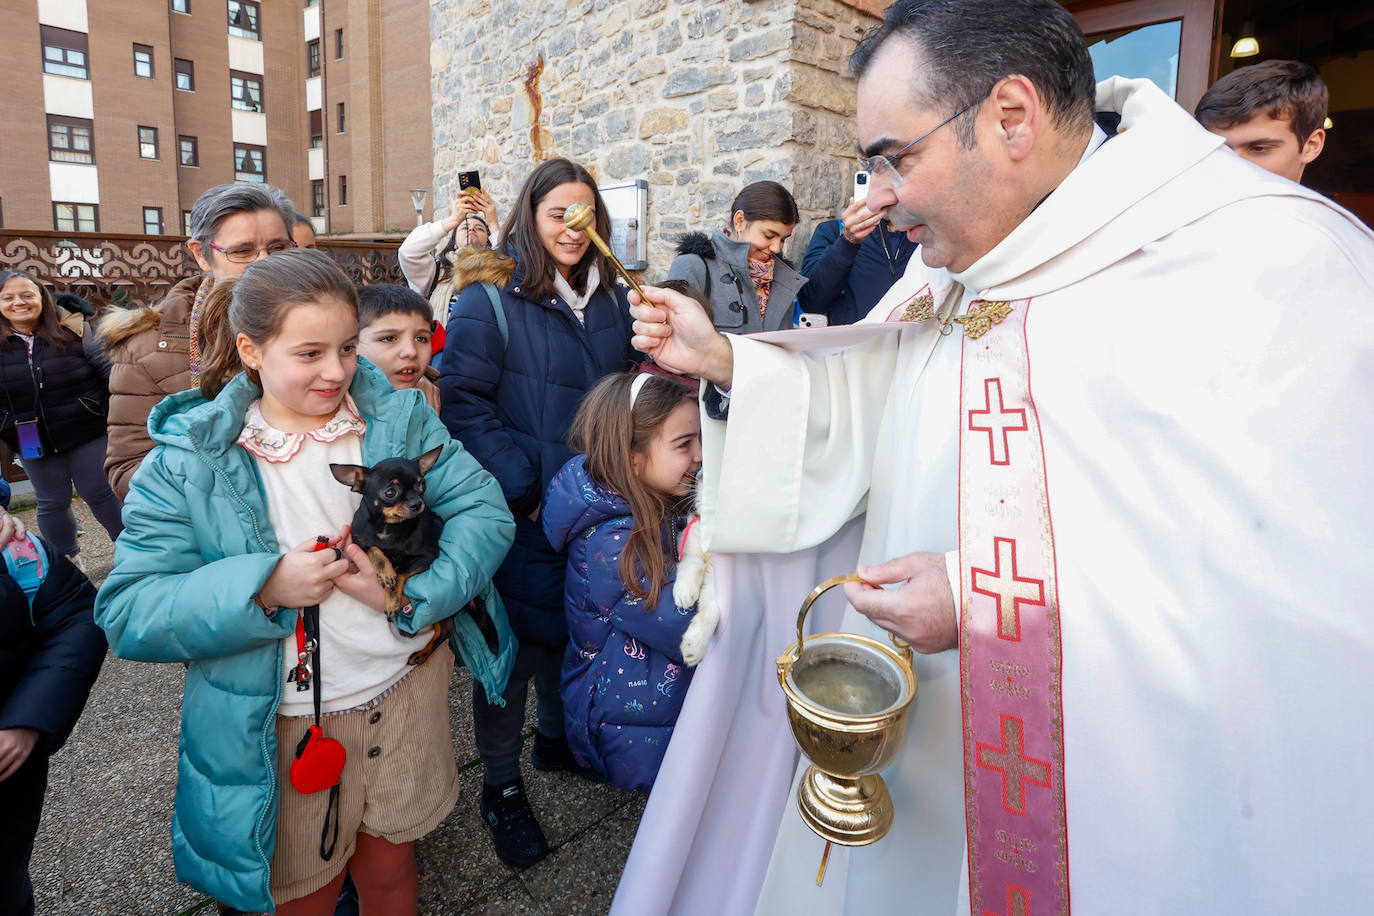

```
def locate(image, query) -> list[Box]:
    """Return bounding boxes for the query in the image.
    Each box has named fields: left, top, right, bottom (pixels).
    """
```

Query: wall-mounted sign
left=598, top=179, right=648, bottom=271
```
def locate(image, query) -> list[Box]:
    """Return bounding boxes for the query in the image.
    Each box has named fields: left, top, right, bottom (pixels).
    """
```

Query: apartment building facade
left=0, top=0, right=432, bottom=238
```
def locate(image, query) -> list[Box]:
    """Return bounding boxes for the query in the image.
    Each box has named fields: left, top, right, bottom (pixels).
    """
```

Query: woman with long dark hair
left=666, top=180, right=808, bottom=332
left=0, top=270, right=123, bottom=566
left=440, top=157, right=636, bottom=869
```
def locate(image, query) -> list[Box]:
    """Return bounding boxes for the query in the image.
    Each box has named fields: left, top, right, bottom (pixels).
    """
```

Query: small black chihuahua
left=330, top=446, right=497, bottom=665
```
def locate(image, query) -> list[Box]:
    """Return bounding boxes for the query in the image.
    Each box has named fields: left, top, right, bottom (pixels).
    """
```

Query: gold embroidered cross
left=896, top=294, right=1013, bottom=340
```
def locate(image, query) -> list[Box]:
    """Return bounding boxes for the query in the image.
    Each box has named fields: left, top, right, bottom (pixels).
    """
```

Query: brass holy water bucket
left=776, top=574, right=917, bottom=849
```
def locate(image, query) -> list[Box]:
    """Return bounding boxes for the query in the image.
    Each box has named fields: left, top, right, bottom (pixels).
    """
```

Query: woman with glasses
left=99, top=183, right=296, bottom=499
left=0, top=270, right=123, bottom=568
left=666, top=181, right=808, bottom=334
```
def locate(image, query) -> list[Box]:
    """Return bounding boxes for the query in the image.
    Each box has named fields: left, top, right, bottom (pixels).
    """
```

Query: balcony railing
left=0, top=229, right=402, bottom=311
left=0, top=231, right=403, bottom=483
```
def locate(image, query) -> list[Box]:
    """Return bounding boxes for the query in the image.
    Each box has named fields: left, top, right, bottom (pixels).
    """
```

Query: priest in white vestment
left=612, top=1, right=1374, bottom=914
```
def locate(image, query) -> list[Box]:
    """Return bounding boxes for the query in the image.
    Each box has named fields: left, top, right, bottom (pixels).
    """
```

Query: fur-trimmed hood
left=675, top=231, right=716, bottom=260
left=95, top=274, right=203, bottom=351
left=451, top=246, right=517, bottom=295
left=94, top=303, right=162, bottom=350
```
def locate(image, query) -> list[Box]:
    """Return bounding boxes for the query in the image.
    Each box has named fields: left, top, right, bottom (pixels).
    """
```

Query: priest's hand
left=844, top=552, right=958, bottom=654
left=629, top=286, right=734, bottom=388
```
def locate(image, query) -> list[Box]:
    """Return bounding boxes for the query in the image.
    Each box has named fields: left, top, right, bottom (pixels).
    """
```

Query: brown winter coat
left=97, top=275, right=210, bottom=499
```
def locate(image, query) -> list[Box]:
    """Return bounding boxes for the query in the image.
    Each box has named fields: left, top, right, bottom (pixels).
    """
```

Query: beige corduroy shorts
left=269, top=645, right=458, bottom=905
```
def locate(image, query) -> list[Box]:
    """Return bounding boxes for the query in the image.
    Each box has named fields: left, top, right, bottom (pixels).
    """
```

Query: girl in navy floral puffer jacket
left=542, top=370, right=703, bottom=793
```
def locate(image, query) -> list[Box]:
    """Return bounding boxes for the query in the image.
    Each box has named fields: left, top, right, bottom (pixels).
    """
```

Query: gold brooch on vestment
left=897, top=293, right=1013, bottom=340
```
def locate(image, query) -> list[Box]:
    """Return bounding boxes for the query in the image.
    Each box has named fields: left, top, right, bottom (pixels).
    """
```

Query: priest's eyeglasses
left=858, top=102, right=976, bottom=188
left=208, top=239, right=297, bottom=263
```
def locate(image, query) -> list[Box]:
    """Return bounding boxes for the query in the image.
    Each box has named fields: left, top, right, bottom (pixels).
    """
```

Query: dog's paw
left=679, top=601, right=720, bottom=667
left=674, top=556, right=705, bottom=609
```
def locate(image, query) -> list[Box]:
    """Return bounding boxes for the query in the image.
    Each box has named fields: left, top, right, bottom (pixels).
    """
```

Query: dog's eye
left=383, top=487, right=398, bottom=500
left=416, top=481, right=426, bottom=494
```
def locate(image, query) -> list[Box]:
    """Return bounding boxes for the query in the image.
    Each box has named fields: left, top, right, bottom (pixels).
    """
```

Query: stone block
left=707, top=90, right=737, bottom=111
left=727, top=25, right=792, bottom=62
left=633, top=0, right=668, bottom=16
left=604, top=143, right=647, bottom=178
left=657, top=20, right=682, bottom=54
left=712, top=109, right=796, bottom=151
left=773, top=71, right=854, bottom=116
left=605, top=108, right=637, bottom=140
left=662, top=66, right=735, bottom=98
left=640, top=107, right=689, bottom=138
left=628, top=57, right=667, bottom=85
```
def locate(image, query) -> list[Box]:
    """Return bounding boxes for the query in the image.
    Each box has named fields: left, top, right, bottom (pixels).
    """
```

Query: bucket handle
left=795, top=573, right=912, bottom=659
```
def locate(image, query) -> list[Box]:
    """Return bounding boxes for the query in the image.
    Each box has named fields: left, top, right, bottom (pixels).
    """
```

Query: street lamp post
left=409, top=188, right=428, bottom=228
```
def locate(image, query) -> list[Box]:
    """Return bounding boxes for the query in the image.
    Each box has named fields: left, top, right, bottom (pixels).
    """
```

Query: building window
left=311, top=180, right=325, bottom=217
left=231, top=71, right=264, bottom=112
left=47, top=116, right=94, bottom=164
left=309, top=109, right=323, bottom=149
left=179, top=135, right=199, bottom=166
left=53, top=202, right=98, bottom=233
left=174, top=59, right=195, bottom=91
left=307, top=40, right=321, bottom=77
left=336, top=102, right=345, bottom=133
left=338, top=175, right=347, bottom=206
left=227, top=0, right=260, bottom=40
left=143, top=207, right=164, bottom=235
left=41, top=26, right=89, bottom=80
left=133, top=44, right=155, bottom=78
left=172, top=0, right=190, bottom=13
left=182, top=210, right=193, bottom=234
left=234, top=144, right=265, bottom=182
left=138, top=126, right=159, bottom=160
left=335, top=28, right=344, bottom=59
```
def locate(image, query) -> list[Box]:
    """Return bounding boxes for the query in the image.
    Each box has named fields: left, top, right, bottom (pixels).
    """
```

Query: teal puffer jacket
left=95, top=362, right=515, bottom=913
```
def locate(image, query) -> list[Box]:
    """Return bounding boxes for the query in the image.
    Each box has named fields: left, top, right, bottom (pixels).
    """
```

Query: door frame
left=1070, top=0, right=1222, bottom=111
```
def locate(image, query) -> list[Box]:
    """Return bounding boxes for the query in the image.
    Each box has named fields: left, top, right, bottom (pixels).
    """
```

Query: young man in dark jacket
left=0, top=480, right=107, bottom=916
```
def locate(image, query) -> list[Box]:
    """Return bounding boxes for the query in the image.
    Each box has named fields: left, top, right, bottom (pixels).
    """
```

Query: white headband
left=629, top=373, right=652, bottom=409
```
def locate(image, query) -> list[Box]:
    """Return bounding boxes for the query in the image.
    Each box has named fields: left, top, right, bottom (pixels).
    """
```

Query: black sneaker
left=530, top=732, right=609, bottom=783
left=480, top=777, right=550, bottom=869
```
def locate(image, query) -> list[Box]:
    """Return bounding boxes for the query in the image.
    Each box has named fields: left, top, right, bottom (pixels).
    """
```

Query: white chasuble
left=612, top=78, right=1374, bottom=916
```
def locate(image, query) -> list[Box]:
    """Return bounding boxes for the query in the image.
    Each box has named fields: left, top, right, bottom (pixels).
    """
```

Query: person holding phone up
left=799, top=189, right=917, bottom=326
left=0, top=270, right=123, bottom=569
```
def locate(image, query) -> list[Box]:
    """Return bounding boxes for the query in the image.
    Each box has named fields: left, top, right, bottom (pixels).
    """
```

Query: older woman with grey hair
left=99, top=182, right=295, bottom=498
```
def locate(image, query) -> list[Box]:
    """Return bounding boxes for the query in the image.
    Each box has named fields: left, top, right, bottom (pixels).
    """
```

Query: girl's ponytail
left=196, top=277, right=244, bottom=399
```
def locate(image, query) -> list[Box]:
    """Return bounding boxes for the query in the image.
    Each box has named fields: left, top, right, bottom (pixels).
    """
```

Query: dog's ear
left=416, top=445, right=443, bottom=476
left=329, top=463, right=368, bottom=493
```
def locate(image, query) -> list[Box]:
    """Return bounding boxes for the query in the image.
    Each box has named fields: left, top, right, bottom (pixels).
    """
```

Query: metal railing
left=0, top=231, right=403, bottom=483
left=0, top=229, right=402, bottom=310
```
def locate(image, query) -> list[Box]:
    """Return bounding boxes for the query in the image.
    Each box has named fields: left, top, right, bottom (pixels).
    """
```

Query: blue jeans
left=21, top=436, right=123, bottom=559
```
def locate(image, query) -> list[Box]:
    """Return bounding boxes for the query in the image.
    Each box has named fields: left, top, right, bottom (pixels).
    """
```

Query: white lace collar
left=237, top=395, right=366, bottom=463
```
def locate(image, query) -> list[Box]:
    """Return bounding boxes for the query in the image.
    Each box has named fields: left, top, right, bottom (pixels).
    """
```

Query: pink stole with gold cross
left=958, top=298, right=1069, bottom=916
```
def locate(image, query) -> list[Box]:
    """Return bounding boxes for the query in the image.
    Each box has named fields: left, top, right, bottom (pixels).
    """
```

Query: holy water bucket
left=776, top=574, right=917, bottom=849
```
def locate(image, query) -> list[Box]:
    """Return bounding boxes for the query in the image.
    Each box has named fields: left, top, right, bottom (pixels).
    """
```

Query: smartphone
left=458, top=170, right=482, bottom=195
left=853, top=170, right=870, bottom=203
left=15, top=418, right=43, bottom=459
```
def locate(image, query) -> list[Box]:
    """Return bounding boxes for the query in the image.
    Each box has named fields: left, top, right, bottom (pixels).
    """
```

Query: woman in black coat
left=0, top=271, right=123, bottom=565
left=440, top=158, right=636, bottom=869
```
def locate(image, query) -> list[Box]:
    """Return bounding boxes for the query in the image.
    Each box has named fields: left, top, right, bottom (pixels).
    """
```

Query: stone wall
left=429, top=0, right=879, bottom=276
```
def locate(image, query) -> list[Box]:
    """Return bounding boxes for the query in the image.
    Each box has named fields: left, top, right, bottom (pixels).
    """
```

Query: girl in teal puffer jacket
left=95, top=250, right=515, bottom=914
